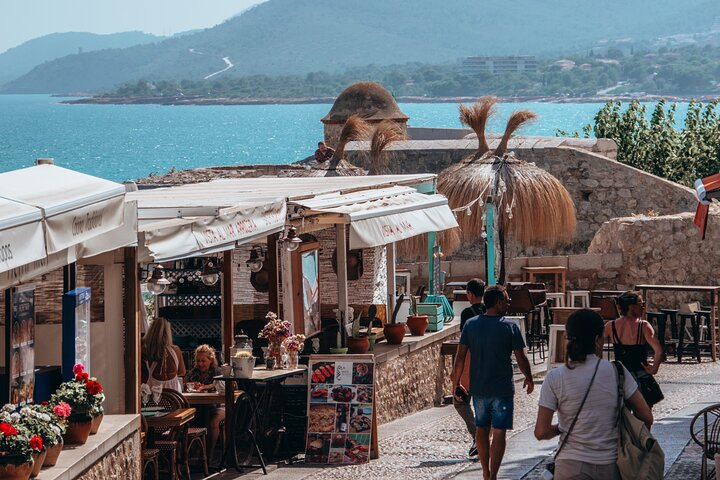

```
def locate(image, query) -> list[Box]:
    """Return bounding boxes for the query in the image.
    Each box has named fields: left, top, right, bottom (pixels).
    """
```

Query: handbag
left=544, top=358, right=601, bottom=479
left=613, top=361, right=665, bottom=479
left=633, top=370, right=664, bottom=407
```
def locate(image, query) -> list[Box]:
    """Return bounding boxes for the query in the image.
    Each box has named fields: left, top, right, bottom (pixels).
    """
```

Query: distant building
left=554, top=59, right=576, bottom=71
left=461, top=56, right=538, bottom=75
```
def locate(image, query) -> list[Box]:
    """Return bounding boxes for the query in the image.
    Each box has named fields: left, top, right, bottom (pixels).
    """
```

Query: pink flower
left=73, top=363, right=85, bottom=375
left=53, top=402, right=72, bottom=419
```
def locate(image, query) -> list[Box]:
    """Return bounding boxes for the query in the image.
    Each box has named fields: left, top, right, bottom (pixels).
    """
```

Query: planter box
left=416, top=303, right=443, bottom=317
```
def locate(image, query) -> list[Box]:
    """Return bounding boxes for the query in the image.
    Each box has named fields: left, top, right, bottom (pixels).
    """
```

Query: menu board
left=305, top=355, right=375, bottom=464
left=6, top=285, right=35, bottom=405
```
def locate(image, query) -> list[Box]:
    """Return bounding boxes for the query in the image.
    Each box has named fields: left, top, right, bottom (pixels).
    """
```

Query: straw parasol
left=437, top=97, right=576, bottom=283
left=321, top=114, right=371, bottom=177
left=369, top=119, right=407, bottom=175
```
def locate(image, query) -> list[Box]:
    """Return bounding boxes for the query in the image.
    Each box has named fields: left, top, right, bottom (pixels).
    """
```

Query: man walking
left=452, top=285, right=534, bottom=480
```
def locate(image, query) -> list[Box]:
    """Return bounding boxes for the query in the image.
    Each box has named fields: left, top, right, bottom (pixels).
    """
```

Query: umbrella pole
left=485, top=200, right=496, bottom=285
left=427, top=231, right=436, bottom=294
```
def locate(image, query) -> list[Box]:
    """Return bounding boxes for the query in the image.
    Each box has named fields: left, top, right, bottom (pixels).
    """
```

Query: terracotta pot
left=346, top=336, right=369, bottom=354
left=30, top=451, right=45, bottom=478
left=63, top=416, right=92, bottom=445
left=90, top=413, right=104, bottom=435
left=406, top=315, right=428, bottom=336
left=43, top=439, right=63, bottom=467
left=0, top=458, right=33, bottom=480
left=383, top=323, right=406, bottom=345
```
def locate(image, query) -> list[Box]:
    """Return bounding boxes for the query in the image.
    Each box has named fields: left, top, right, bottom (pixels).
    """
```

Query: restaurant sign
left=305, top=355, right=375, bottom=464
left=193, top=202, right=286, bottom=250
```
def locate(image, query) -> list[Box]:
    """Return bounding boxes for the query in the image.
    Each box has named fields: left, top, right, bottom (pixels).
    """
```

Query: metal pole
left=486, top=201, right=496, bottom=285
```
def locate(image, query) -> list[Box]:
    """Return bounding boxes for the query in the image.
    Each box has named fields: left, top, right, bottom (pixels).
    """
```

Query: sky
left=0, top=0, right=267, bottom=54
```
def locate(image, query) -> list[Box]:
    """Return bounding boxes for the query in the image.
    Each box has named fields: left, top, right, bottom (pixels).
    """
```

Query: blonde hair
left=142, top=317, right=173, bottom=363
left=194, top=344, right=218, bottom=369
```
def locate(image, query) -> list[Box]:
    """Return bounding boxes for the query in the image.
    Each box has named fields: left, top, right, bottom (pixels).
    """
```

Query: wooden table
left=216, top=367, right=306, bottom=474
left=521, top=266, right=567, bottom=293
left=143, top=407, right=196, bottom=447
left=636, top=284, right=720, bottom=361
left=182, top=391, right=240, bottom=406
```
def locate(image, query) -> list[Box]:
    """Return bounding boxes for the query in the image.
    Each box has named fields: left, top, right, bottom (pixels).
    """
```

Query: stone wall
left=77, top=432, right=140, bottom=480
left=346, top=142, right=696, bottom=258
left=375, top=337, right=455, bottom=425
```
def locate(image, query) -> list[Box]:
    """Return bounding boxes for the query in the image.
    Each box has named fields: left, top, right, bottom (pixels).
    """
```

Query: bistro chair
left=141, top=416, right=160, bottom=480
left=506, top=286, right=545, bottom=364
left=690, top=403, right=720, bottom=479
left=152, top=390, right=184, bottom=480
left=163, top=389, right=209, bottom=478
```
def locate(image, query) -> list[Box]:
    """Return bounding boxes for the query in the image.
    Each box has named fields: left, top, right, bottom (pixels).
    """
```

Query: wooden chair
left=152, top=390, right=183, bottom=480
left=164, top=389, right=209, bottom=477
left=141, top=416, right=160, bottom=480
left=690, top=403, right=720, bottom=479
left=506, top=286, right=545, bottom=364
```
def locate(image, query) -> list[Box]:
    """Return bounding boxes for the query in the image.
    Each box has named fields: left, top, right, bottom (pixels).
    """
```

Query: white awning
left=0, top=165, right=127, bottom=254
left=291, top=186, right=459, bottom=249
left=129, top=187, right=286, bottom=262
left=0, top=198, right=45, bottom=273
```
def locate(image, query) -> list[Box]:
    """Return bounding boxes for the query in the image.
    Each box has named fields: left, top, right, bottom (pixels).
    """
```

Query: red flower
left=75, top=372, right=89, bottom=383
left=0, top=423, right=17, bottom=437
left=86, top=380, right=103, bottom=395
left=41, top=401, right=48, bottom=406
left=29, top=435, right=43, bottom=451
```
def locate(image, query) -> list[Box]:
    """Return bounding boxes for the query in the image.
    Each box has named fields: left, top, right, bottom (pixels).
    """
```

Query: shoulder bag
left=612, top=361, right=665, bottom=479
left=544, top=358, right=601, bottom=478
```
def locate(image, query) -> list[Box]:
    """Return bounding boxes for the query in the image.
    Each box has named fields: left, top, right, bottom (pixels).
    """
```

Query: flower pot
left=90, top=413, right=104, bottom=434
left=383, top=323, right=406, bottom=345
left=0, top=458, right=33, bottom=480
left=406, top=315, right=428, bottom=336
left=232, top=356, right=256, bottom=379
left=329, top=347, right=348, bottom=354
left=30, top=451, right=45, bottom=478
left=43, top=439, right=63, bottom=467
left=368, top=333, right=377, bottom=351
left=63, top=416, right=93, bottom=445
left=346, top=336, right=369, bottom=354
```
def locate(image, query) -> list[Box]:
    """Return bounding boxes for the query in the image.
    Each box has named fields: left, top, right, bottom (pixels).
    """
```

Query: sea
left=0, top=94, right=680, bottom=182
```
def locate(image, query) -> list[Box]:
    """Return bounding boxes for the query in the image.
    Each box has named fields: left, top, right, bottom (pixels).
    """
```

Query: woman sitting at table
left=185, top=344, right=225, bottom=463
left=141, top=317, right=186, bottom=393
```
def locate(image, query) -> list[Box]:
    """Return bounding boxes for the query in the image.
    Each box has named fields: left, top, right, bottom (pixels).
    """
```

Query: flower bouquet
left=282, top=334, right=305, bottom=369
left=259, top=312, right=292, bottom=368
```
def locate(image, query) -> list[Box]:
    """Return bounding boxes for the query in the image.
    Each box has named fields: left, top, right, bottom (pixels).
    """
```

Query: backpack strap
left=613, top=360, right=625, bottom=425
left=554, top=357, right=601, bottom=460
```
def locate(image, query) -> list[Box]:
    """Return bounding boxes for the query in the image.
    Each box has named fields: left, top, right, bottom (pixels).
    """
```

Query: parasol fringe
left=369, top=120, right=407, bottom=175
left=334, top=114, right=373, bottom=161
left=459, top=96, right=497, bottom=158
left=494, top=110, right=537, bottom=157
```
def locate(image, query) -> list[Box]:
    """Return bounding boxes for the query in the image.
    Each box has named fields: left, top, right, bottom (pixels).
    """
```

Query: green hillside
left=4, top=0, right=719, bottom=93
left=0, top=31, right=163, bottom=87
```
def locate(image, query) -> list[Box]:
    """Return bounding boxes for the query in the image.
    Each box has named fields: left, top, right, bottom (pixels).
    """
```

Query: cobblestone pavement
left=233, top=359, right=720, bottom=480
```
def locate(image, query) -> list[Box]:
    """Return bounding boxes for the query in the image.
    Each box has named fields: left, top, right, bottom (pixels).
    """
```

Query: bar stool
left=659, top=308, right=679, bottom=355
left=567, top=290, right=590, bottom=308
left=645, top=311, right=666, bottom=360
left=546, top=293, right=565, bottom=308
left=678, top=311, right=702, bottom=363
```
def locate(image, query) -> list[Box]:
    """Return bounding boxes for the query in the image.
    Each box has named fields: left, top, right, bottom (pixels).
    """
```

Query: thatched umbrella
left=437, top=97, right=576, bottom=284
left=321, top=114, right=371, bottom=177
left=369, top=120, right=407, bottom=175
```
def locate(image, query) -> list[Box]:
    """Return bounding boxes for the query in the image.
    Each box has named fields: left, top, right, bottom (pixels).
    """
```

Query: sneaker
left=469, top=443, right=478, bottom=456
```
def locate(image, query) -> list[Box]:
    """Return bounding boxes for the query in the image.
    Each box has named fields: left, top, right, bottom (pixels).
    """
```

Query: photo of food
left=307, top=404, right=336, bottom=433
left=330, top=385, right=355, bottom=403
left=331, top=434, right=346, bottom=448
left=349, top=404, right=372, bottom=433
left=310, top=384, right=329, bottom=403
left=355, top=385, right=373, bottom=404
left=352, top=362, right=373, bottom=384
left=335, top=403, right=349, bottom=432
left=328, top=449, right=345, bottom=464
left=345, top=434, right=371, bottom=463
left=305, top=433, right=331, bottom=463
left=311, top=362, right=335, bottom=384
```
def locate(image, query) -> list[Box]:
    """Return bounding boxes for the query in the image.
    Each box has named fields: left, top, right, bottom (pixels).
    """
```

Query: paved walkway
left=215, top=360, right=720, bottom=480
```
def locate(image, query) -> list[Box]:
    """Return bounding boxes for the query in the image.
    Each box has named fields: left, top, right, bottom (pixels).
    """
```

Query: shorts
left=472, top=395, right=514, bottom=430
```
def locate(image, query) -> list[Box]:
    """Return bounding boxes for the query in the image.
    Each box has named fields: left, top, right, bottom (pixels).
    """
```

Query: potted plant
left=50, top=364, right=96, bottom=446
left=282, top=334, right=305, bottom=368
left=37, top=402, right=69, bottom=467
left=259, top=312, right=292, bottom=368
left=406, top=295, right=428, bottom=336
left=0, top=407, right=36, bottom=480
left=17, top=405, right=61, bottom=477
left=383, top=294, right=407, bottom=345
left=346, top=311, right=369, bottom=354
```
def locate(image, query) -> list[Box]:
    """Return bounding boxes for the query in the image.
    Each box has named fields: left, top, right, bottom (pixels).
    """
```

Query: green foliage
left=585, top=99, right=720, bottom=186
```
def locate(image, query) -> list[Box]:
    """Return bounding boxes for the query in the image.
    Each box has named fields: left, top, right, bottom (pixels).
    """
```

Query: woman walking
left=535, top=309, right=652, bottom=479
left=604, top=291, right=664, bottom=407
left=141, top=317, right=186, bottom=393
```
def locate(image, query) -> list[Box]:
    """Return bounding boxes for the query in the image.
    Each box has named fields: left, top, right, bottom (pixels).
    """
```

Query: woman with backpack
left=534, top=309, right=653, bottom=479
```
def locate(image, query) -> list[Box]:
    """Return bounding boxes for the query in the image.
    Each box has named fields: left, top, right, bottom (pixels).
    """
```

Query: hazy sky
left=0, top=0, right=266, bottom=53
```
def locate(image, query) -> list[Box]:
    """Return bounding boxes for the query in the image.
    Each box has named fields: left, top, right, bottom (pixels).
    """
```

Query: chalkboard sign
left=305, top=354, right=376, bottom=464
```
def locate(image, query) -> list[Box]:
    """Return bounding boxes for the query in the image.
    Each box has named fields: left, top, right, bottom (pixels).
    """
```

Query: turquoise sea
left=0, top=95, right=642, bottom=182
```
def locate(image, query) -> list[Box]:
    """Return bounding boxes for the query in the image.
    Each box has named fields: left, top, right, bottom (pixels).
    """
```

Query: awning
left=292, top=186, right=458, bottom=249
left=129, top=187, right=286, bottom=262
left=0, top=197, right=45, bottom=273
left=0, top=165, right=127, bottom=254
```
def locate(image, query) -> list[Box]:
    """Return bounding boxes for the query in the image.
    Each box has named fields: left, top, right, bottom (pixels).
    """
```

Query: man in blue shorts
left=452, top=285, right=534, bottom=480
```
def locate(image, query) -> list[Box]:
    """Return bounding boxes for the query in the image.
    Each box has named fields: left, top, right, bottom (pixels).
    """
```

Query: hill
left=0, top=31, right=163, bottom=87
left=4, top=0, right=720, bottom=94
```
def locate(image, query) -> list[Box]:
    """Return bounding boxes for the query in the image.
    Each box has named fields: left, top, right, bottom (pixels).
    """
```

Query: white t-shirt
left=538, top=355, right=638, bottom=464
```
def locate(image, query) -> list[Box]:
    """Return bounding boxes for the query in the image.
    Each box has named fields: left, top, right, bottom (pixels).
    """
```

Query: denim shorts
left=472, top=395, right=514, bottom=430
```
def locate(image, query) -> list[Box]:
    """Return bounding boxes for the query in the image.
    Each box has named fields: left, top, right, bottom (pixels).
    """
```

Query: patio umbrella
left=437, top=97, right=576, bottom=284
